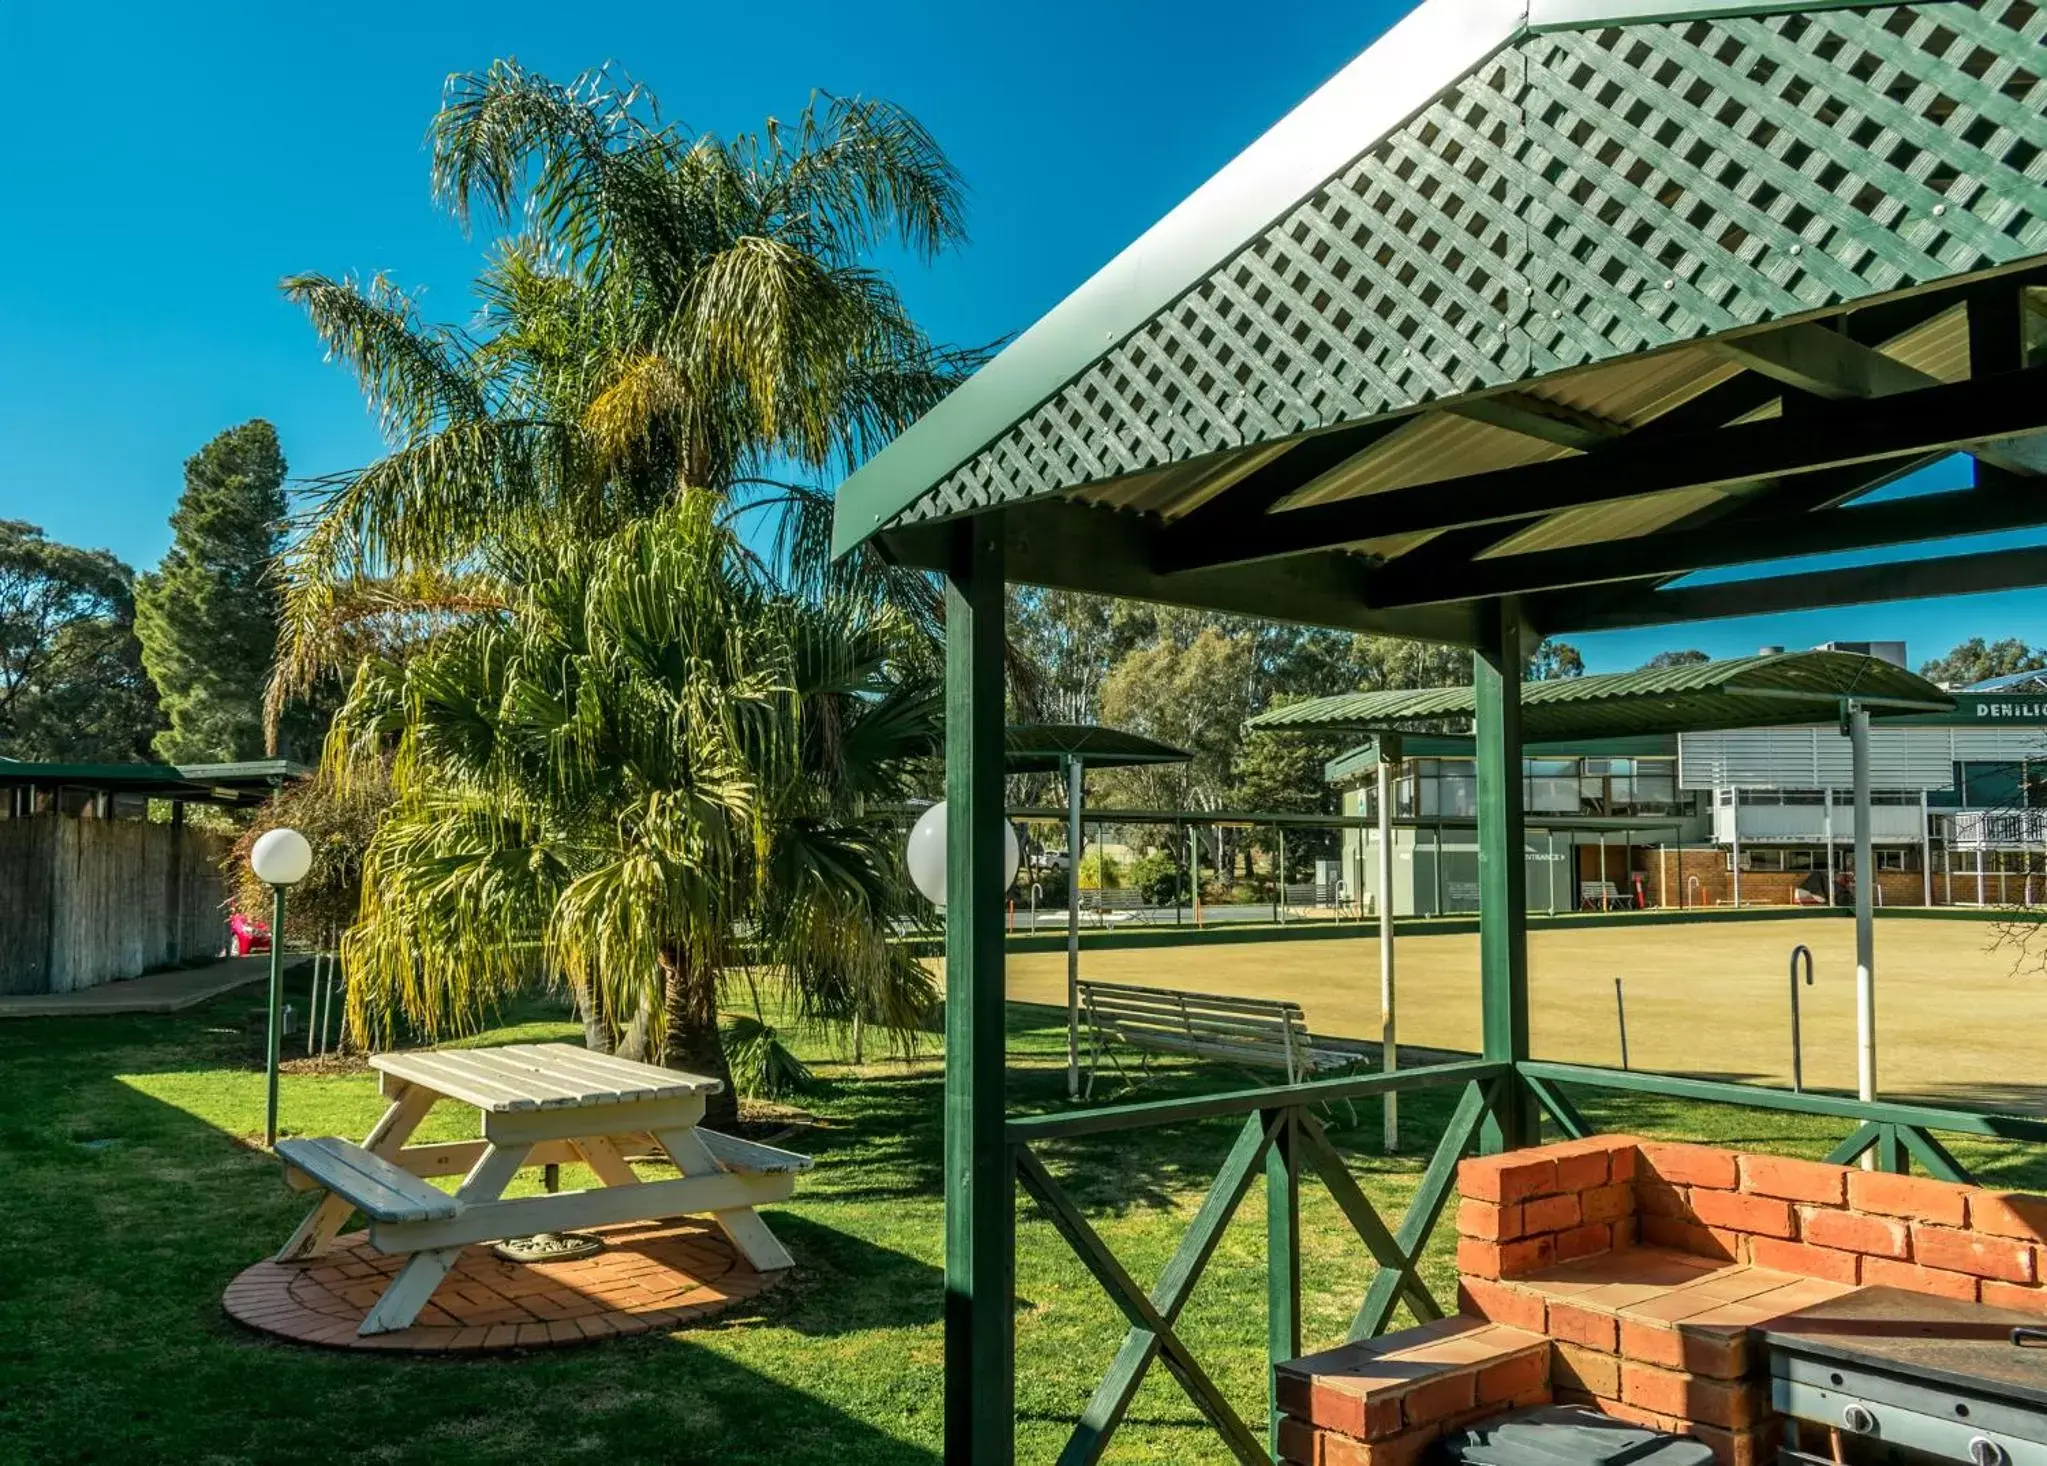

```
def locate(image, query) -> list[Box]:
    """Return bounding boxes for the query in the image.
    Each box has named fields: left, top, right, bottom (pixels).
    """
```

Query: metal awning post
left=942, top=520, right=1013, bottom=1461
left=1848, top=701, right=1877, bottom=1140
left=1378, top=735, right=1401, bottom=1152
left=1065, top=755, right=1083, bottom=1101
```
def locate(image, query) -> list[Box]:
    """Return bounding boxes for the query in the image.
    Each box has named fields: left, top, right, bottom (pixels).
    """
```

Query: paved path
left=0, top=955, right=304, bottom=1018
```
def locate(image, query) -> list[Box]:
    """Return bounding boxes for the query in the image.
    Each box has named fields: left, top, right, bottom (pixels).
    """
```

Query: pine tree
left=135, top=421, right=288, bottom=763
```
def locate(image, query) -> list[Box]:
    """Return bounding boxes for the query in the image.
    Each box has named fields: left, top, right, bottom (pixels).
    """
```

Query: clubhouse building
left=1333, top=648, right=2047, bottom=913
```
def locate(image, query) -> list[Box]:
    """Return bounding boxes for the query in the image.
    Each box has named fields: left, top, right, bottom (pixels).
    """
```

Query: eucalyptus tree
left=273, top=62, right=973, bottom=718
left=328, top=492, right=935, bottom=1117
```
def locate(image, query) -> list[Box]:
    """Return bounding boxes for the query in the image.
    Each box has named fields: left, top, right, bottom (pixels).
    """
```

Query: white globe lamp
left=250, top=826, right=313, bottom=888
left=906, top=801, right=1020, bottom=908
left=248, top=826, right=311, bottom=1148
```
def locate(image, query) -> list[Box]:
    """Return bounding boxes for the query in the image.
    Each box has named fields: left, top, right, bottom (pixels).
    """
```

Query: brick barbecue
left=1275, top=1137, right=2047, bottom=1466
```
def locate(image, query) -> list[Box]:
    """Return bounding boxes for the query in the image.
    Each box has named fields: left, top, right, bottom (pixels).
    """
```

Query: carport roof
left=0, top=758, right=308, bottom=807
left=1003, top=724, right=1193, bottom=774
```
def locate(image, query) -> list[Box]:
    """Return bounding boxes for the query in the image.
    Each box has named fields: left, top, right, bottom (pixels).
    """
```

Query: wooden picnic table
left=273, top=1042, right=808, bottom=1335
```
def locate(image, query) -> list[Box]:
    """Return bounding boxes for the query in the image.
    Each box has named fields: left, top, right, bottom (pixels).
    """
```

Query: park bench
left=1579, top=879, right=1636, bottom=910
left=1076, top=978, right=1366, bottom=1101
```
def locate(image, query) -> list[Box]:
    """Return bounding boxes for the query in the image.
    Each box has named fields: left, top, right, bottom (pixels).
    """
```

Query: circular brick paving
left=223, top=1217, right=783, bottom=1352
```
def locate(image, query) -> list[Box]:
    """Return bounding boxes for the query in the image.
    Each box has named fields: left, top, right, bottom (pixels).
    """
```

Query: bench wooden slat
left=696, top=1129, right=815, bottom=1175
left=278, top=1136, right=464, bottom=1223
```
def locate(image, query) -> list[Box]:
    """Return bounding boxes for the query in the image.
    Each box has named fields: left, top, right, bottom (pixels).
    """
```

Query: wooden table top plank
left=422, top=1049, right=596, bottom=1109
left=371, top=1042, right=718, bottom=1112
left=507, top=1047, right=670, bottom=1101
left=511, top=1044, right=720, bottom=1098
left=372, top=1050, right=541, bottom=1110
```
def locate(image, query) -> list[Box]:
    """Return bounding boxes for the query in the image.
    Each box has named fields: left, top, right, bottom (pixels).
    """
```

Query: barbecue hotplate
left=1762, top=1287, right=2047, bottom=1466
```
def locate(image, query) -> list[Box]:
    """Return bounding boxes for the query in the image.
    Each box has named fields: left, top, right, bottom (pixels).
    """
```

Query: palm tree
left=271, top=62, right=974, bottom=721
left=328, top=491, right=936, bottom=1121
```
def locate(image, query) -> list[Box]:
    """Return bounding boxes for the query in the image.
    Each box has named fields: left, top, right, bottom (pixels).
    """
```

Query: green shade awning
left=1003, top=724, right=1193, bottom=774
left=1250, top=652, right=1952, bottom=743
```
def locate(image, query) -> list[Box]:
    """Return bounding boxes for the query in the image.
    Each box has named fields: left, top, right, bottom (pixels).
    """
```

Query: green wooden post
left=944, top=517, right=1014, bottom=1464
left=1475, top=608, right=1535, bottom=1152
left=1266, top=1108, right=1301, bottom=1457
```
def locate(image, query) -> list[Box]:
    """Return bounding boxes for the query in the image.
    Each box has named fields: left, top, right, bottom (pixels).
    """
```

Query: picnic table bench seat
left=276, top=1136, right=464, bottom=1224
left=696, top=1129, right=814, bottom=1176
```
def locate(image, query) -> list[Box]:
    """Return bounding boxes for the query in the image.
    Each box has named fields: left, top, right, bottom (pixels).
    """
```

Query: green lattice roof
left=835, top=0, right=2047, bottom=645
left=1249, top=650, right=1951, bottom=739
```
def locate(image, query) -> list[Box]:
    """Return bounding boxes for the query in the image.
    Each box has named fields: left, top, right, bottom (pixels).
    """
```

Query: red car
left=229, top=912, right=271, bottom=957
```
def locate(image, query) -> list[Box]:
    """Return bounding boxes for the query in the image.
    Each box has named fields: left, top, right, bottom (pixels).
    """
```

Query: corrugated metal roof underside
left=1248, top=651, right=1953, bottom=741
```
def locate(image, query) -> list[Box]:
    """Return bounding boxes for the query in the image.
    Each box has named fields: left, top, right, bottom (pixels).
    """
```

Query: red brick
left=1799, top=1207, right=1908, bottom=1259
left=1689, top=1188, right=1794, bottom=1239
left=1912, top=1225, right=2037, bottom=1283
left=1549, top=1300, right=1619, bottom=1352
left=1621, top=1362, right=1759, bottom=1429
left=1553, top=1341, right=1622, bottom=1397
left=1607, top=1144, right=1640, bottom=1184
left=1595, top=1396, right=1690, bottom=1435
left=1612, top=1216, right=1639, bottom=1250
left=1458, top=1278, right=1546, bottom=1332
left=1459, top=1199, right=1522, bottom=1242
left=1460, top=1234, right=1559, bottom=1279
left=1555, top=1223, right=1614, bottom=1262
left=1277, top=1372, right=1390, bottom=1438
left=1747, top=1236, right=1861, bottom=1285
left=1863, top=1254, right=1979, bottom=1301
left=1971, top=1192, right=2047, bottom=1242
left=1636, top=1179, right=1690, bottom=1218
left=1640, top=1215, right=1740, bottom=1261
left=1477, top=1350, right=1549, bottom=1404
left=1556, top=1150, right=1613, bottom=1193
left=1980, top=1280, right=2047, bottom=1316
left=1498, top=1235, right=1556, bottom=1277
left=1691, top=1421, right=1776, bottom=1466
left=1461, top=1154, right=1560, bottom=1206
left=1740, top=1155, right=1848, bottom=1206
left=1618, top=1319, right=1747, bottom=1379
left=1847, top=1171, right=1969, bottom=1226
left=1401, top=1371, right=1477, bottom=1428
left=1640, top=1142, right=1740, bottom=1190
left=1583, top=1183, right=1634, bottom=1225
left=1524, top=1193, right=1584, bottom=1235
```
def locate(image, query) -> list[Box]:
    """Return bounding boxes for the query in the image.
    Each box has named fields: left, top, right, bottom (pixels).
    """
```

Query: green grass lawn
left=4, top=984, right=2046, bottom=1466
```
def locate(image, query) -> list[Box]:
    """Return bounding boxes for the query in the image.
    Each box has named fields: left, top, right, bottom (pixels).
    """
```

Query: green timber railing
left=1518, top=1060, right=2047, bottom=1184
left=1009, top=1058, right=2047, bottom=1464
left=1006, top=1058, right=1510, bottom=1465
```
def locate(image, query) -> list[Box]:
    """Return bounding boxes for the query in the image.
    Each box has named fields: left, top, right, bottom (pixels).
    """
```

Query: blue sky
left=2, top=0, right=2041, bottom=676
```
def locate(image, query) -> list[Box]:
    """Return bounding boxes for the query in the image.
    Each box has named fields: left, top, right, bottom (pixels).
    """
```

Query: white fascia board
left=832, top=0, right=1528, bottom=555
left=1526, top=0, right=1964, bottom=32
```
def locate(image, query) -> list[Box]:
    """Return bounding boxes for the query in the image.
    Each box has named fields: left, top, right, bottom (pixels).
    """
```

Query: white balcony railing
left=1947, top=809, right=2047, bottom=850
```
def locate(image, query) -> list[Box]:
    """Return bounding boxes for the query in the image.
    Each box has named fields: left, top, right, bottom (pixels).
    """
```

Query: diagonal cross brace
left=1350, top=1080, right=1494, bottom=1342
left=1016, top=1138, right=1273, bottom=1466
left=1295, top=1112, right=1443, bottom=1329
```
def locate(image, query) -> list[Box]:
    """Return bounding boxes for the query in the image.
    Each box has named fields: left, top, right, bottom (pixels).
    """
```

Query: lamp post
left=249, top=826, right=311, bottom=1148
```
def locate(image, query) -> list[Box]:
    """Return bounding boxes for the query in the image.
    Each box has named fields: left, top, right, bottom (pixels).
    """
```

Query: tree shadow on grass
left=0, top=995, right=945, bottom=1465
